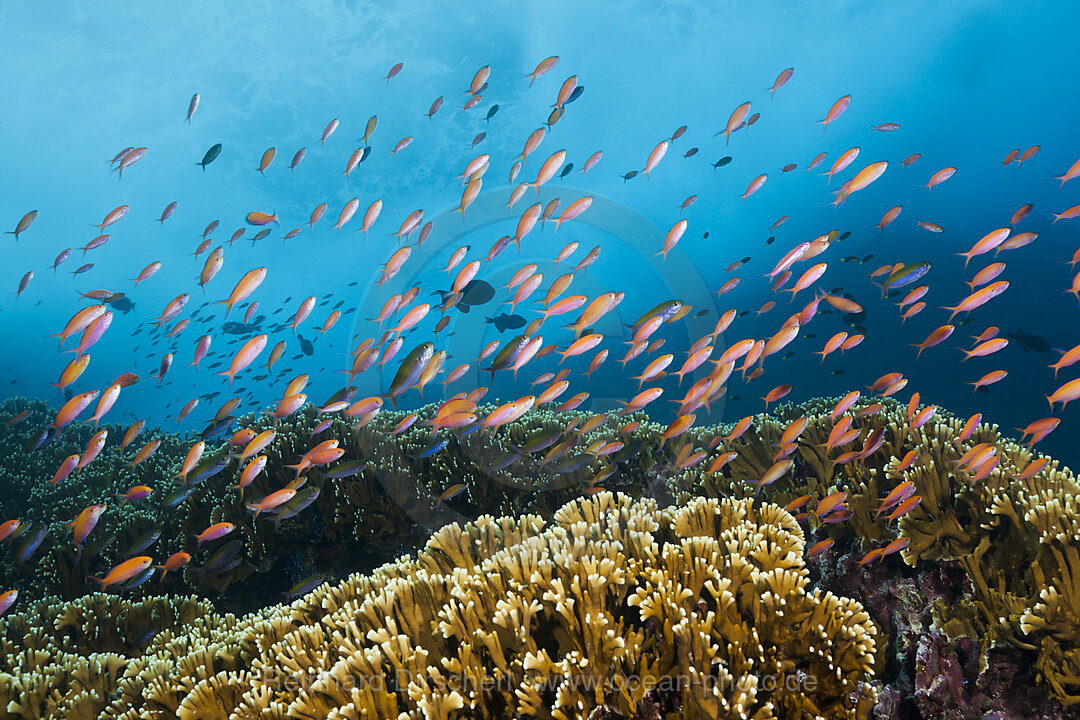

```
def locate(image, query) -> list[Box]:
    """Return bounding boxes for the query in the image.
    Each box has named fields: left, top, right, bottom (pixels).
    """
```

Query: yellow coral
left=0, top=492, right=877, bottom=719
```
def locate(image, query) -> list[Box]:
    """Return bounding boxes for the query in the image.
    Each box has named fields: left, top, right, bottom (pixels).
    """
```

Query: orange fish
left=960, top=338, right=1008, bottom=361
left=657, top=220, right=687, bottom=260
left=926, top=167, right=956, bottom=190
left=1052, top=204, right=1080, bottom=224
left=154, top=552, right=191, bottom=578
left=1047, top=379, right=1080, bottom=411
left=834, top=161, right=887, bottom=205
left=753, top=460, right=793, bottom=495
left=531, top=150, right=566, bottom=195
left=971, top=370, right=1007, bottom=392
left=819, top=95, right=851, bottom=132
left=956, top=227, right=1010, bottom=268
left=722, top=102, right=751, bottom=144
left=525, top=56, right=559, bottom=86
left=95, top=556, right=153, bottom=589
left=246, top=488, right=297, bottom=518
left=54, top=391, right=99, bottom=429
left=643, top=140, right=668, bottom=178
left=767, top=68, right=793, bottom=96
left=1050, top=157, right=1080, bottom=189
left=1016, top=145, right=1040, bottom=165
left=218, top=334, right=268, bottom=386
left=256, top=147, right=276, bottom=173
left=741, top=174, right=767, bottom=200
left=218, top=267, right=266, bottom=318
left=52, top=353, right=91, bottom=393
left=942, top=281, right=1008, bottom=321
left=195, top=522, right=235, bottom=546
left=878, top=206, right=902, bottom=234
left=245, top=211, right=278, bottom=226
left=762, top=384, right=792, bottom=408
left=823, top=147, right=859, bottom=183
left=93, top=204, right=129, bottom=231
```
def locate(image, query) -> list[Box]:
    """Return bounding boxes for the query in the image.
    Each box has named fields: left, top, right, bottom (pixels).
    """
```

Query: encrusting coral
left=0, top=491, right=879, bottom=720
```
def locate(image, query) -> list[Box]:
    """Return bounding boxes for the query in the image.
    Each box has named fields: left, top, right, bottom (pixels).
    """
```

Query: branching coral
left=660, top=394, right=1080, bottom=708
left=8, top=389, right=1080, bottom=709
left=0, top=491, right=878, bottom=719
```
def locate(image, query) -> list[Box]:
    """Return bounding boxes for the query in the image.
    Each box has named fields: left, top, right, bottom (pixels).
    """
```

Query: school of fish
left=1, top=56, right=1078, bottom=614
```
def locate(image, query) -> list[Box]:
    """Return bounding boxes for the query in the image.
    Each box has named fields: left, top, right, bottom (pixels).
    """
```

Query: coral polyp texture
left=6, top=393, right=1080, bottom=713
left=0, top=492, right=878, bottom=720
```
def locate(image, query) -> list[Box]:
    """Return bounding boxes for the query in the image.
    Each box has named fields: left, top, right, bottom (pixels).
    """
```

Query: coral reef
left=0, top=397, right=656, bottom=611
left=6, top=390, right=1080, bottom=713
left=0, top=491, right=878, bottom=719
left=662, top=395, right=1080, bottom=711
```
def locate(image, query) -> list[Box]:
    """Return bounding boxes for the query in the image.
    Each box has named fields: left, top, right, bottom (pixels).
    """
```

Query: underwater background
left=3, top=1, right=1080, bottom=718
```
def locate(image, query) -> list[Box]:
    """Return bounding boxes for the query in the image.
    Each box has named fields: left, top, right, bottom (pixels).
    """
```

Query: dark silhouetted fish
left=122, top=529, right=161, bottom=556
left=14, top=525, right=47, bottom=564
left=199, top=143, right=222, bottom=170
left=1008, top=330, right=1050, bottom=352
left=283, top=575, right=327, bottom=600
left=713, top=156, right=732, bottom=168
left=202, top=416, right=234, bottom=438
left=106, top=295, right=135, bottom=313
left=222, top=319, right=261, bottom=335
left=565, top=85, right=584, bottom=104
left=435, top=279, right=494, bottom=314
left=297, top=334, right=314, bottom=356
left=25, top=428, right=53, bottom=452
left=485, top=104, right=499, bottom=122
left=485, top=314, right=526, bottom=332
left=559, top=163, right=574, bottom=178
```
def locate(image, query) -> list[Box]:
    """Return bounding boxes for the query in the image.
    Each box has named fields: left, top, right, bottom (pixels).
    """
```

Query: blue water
left=1, top=1, right=1078, bottom=462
